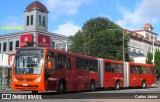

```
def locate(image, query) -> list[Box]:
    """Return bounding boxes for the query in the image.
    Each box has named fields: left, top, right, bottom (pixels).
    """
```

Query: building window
left=3, top=42, right=7, bottom=52
left=43, top=16, right=45, bottom=27
left=39, top=15, right=42, bottom=26
left=15, top=40, right=19, bottom=49
left=9, top=41, right=13, bottom=51
left=27, top=16, right=29, bottom=26
left=31, top=15, right=33, bottom=25
left=138, top=51, right=141, bottom=53
left=0, top=43, right=1, bottom=52
left=133, top=49, right=136, bottom=52
left=151, top=35, right=153, bottom=42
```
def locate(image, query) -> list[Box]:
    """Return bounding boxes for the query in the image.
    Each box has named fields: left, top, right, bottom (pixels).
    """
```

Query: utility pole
left=107, top=29, right=125, bottom=62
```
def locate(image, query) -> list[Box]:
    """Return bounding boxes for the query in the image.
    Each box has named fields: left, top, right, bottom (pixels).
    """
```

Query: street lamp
left=107, top=29, right=125, bottom=62
left=152, top=37, right=155, bottom=64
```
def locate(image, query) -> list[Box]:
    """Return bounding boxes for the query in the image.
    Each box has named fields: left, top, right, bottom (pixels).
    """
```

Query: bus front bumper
left=12, top=82, right=45, bottom=91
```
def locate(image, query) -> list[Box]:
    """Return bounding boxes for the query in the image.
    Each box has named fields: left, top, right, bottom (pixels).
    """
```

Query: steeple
left=24, top=1, right=48, bottom=32
left=144, top=23, right=153, bottom=32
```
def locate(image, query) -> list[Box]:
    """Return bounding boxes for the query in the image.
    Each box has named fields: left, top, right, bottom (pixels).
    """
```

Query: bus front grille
left=17, top=78, right=35, bottom=82
left=15, top=85, right=38, bottom=89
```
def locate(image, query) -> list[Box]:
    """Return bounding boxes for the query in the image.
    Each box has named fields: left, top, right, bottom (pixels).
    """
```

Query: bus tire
left=58, top=80, right=65, bottom=94
left=142, top=81, right=146, bottom=88
left=32, top=91, right=38, bottom=94
left=115, top=81, right=120, bottom=90
left=90, top=80, right=95, bottom=91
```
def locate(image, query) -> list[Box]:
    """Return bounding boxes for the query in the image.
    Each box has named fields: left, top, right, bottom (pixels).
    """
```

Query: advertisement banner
left=38, top=34, right=50, bottom=47
left=20, top=34, right=33, bottom=48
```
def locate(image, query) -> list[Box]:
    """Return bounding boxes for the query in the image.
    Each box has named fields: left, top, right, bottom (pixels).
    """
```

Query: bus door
left=135, top=66, right=142, bottom=86
left=104, top=62, right=112, bottom=87
left=82, top=59, right=90, bottom=90
left=130, top=65, right=138, bottom=86
left=70, top=57, right=79, bottom=91
left=74, top=57, right=85, bottom=90
left=65, top=56, right=74, bottom=91
left=45, top=51, right=57, bottom=91
left=151, top=67, right=156, bottom=85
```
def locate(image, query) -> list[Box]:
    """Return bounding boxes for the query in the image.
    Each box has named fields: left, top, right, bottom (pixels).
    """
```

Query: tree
left=146, top=51, right=153, bottom=64
left=68, top=17, right=130, bottom=61
left=68, top=31, right=85, bottom=54
left=24, top=41, right=35, bottom=47
left=154, top=50, right=160, bottom=78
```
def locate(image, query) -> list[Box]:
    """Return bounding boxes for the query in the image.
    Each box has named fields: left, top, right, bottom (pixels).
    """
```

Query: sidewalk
left=0, top=87, right=12, bottom=92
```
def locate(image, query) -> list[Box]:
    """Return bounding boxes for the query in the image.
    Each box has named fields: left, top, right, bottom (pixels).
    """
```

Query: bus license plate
left=22, top=84, right=28, bottom=86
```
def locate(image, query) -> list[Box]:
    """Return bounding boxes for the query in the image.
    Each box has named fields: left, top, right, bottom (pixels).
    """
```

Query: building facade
left=126, top=23, right=160, bottom=63
left=0, top=1, right=69, bottom=56
left=0, top=1, right=70, bottom=89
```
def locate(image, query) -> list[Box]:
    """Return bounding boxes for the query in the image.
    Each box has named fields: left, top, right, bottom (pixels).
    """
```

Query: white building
left=0, top=1, right=69, bottom=56
left=125, top=23, right=160, bottom=63
left=0, top=1, right=70, bottom=89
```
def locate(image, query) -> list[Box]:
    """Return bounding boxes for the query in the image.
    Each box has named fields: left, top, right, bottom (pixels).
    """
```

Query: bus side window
left=151, top=67, right=156, bottom=75
left=105, top=62, right=112, bottom=72
left=146, top=67, right=151, bottom=74
left=67, top=57, right=71, bottom=69
left=117, top=64, right=123, bottom=73
left=130, top=65, right=136, bottom=74
left=88, top=60, right=97, bottom=71
left=141, top=66, right=146, bottom=74
left=82, top=59, right=88, bottom=71
left=76, top=57, right=81, bottom=70
left=136, top=66, right=141, bottom=74
left=58, top=54, right=66, bottom=69
left=111, top=63, right=116, bottom=73
left=46, top=52, right=56, bottom=70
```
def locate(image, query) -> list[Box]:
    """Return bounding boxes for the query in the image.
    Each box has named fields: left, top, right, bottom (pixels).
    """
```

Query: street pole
left=66, top=40, right=68, bottom=51
left=122, top=29, right=125, bottom=62
left=152, top=37, right=154, bottom=64
left=108, top=29, right=125, bottom=62
left=2, top=54, right=5, bottom=90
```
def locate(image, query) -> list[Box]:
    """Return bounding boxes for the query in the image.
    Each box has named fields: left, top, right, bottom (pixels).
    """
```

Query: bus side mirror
left=48, top=62, right=52, bottom=69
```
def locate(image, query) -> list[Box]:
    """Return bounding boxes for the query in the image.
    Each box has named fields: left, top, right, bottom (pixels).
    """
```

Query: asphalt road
left=0, top=85, right=160, bottom=102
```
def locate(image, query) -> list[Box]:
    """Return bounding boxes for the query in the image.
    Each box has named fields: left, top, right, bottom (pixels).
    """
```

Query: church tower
left=24, top=1, right=49, bottom=32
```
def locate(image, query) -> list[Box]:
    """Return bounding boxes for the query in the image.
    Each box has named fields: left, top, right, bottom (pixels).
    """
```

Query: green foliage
left=146, top=51, right=153, bottom=64
left=68, top=17, right=130, bottom=61
left=154, top=50, right=160, bottom=76
left=24, top=41, right=34, bottom=47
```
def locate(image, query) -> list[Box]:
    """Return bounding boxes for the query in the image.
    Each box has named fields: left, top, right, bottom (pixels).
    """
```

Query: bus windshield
left=14, top=50, right=44, bottom=74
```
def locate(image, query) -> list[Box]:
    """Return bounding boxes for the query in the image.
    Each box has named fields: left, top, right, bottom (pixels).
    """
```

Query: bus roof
left=103, top=58, right=123, bottom=64
left=128, top=62, right=154, bottom=66
left=17, top=47, right=98, bottom=60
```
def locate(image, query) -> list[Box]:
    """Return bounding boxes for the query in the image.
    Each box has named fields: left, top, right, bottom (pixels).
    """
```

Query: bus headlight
left=13, top=77, right=18, bottom=82
left=34, top=77, right=41, bottom=82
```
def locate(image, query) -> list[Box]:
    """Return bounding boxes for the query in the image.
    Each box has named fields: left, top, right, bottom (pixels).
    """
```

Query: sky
left=1, top=0, right=160, bottom=39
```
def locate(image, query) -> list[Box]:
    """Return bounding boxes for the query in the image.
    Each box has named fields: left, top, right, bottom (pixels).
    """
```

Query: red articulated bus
left=12, top=47, right=98, bottom=94
left=98, top=59, right=124, bottom=90
left=98, top=59, right=156, bottom=90
left=125, top=62, right=156, bottom=88
left=12, top=47, right=156, bottom=94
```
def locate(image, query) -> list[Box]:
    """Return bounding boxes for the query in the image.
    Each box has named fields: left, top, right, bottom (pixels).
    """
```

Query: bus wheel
left=115, top=81, right=120, bottom=90
left=142, top=81, right=146, bottom=88
left=90, top=80, right=95, bottom=91
left=58, top=81, right=65, bottom=94
left=32, top=91, right=38, bottom=94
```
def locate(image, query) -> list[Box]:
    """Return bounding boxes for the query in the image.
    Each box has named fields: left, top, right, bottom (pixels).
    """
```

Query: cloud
left=116, top=0, right=160, bottom=30
left=43, top=0, right=93, bottom=17
left=53, top=22, right=81, bottom=36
